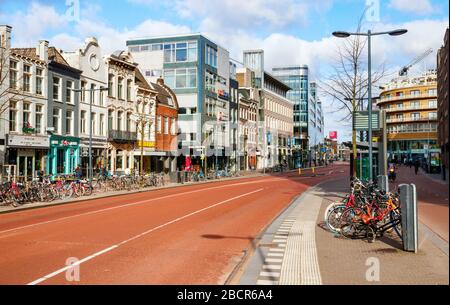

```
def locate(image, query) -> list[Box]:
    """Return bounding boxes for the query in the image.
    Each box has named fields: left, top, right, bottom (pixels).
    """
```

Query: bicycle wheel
left=339, top=207, right=368, bottom=239
left=326, top=204, right=346, bottom=234
left=389, top=210, right=402, bottom=240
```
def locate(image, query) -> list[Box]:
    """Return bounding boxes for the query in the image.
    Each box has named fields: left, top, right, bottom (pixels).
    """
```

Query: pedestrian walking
left=414, top=160, right=420, bottom=175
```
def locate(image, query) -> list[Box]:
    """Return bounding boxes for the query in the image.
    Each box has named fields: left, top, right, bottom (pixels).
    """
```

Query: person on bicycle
left=388, top=164, right=396, bottom=182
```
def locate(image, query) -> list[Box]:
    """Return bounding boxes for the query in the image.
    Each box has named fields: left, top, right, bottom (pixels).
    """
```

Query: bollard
left=377, top=175, right=389, bottom=193
left=312, top=167, right=315, bottom=174
left=399, top=184, right=418, bottom=253
left=298, top=168, right=301, bottom=175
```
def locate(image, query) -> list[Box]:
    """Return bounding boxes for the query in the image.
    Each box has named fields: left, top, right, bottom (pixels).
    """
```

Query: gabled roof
left=10, top=48, right=41, bottom=62
left=48, top=47, right=70, bottom=67
left=135, top=68, right=152, bottom=91
left=149, top=80, right=179, bottom=109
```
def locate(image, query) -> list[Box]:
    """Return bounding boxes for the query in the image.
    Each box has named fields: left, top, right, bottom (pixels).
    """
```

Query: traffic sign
left=353, top=111, right=380, bottom=131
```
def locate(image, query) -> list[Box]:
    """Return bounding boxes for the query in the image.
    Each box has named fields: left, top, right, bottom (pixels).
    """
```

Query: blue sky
left=0, top=0, right=448, bottom=141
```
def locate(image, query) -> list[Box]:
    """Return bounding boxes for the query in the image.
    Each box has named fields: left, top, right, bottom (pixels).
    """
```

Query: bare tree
left=319, top=15, right=386, bottom=177
left=0, top=45, right=26, bottom=118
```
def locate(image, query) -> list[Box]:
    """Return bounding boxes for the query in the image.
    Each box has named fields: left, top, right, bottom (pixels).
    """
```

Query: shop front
left=6, top=134, right=50, bottom=181
left=80, top=139, right=107, bottom=177
left=46, top=135, right=80, bottom=176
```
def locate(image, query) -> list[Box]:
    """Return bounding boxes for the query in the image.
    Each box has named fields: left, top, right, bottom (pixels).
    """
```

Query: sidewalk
left=238, top=176, right=449, bottom=285
left=0, top=171, right=263, bottom=214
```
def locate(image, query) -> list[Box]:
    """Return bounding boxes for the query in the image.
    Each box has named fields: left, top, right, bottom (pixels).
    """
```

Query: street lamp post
left=333, top=28, right=407, bottom=181
left=73, top=87, right=109, bottom=189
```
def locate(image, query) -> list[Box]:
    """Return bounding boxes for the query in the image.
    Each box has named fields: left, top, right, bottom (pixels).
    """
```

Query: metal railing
left=379, top=92, right=437, bottom=103
left=107, top=130, right=137, bottom=142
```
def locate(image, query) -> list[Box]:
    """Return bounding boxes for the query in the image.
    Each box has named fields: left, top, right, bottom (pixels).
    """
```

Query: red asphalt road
left=392, top=166, right=449, bottom=242
left=0, top=165, right=347, bottom=285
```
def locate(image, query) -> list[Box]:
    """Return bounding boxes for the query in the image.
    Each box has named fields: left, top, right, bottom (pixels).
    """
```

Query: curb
left=0, top=173, right=266, bottom=215
left=228, top=175, right=332, bottom=285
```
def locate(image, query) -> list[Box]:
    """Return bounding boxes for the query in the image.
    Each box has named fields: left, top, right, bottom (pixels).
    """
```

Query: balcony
left=384, top=104, right=437, bottom=112
left=386, top=116, right=438, bottom=123
left=378, top=92, right=437, bottom=103
left=107, top=130, right=137, bottom=142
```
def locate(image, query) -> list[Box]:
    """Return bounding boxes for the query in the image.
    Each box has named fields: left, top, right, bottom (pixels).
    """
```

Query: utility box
left=377, top=175, right=389, bottom=193
left=399, top=184, right=418, bottom=253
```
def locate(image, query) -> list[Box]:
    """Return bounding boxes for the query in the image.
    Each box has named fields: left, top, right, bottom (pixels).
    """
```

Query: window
left=108, top=74, right=114, bottom=97
left=108, top=110, right=113, bottom=130
left=157, top=115, right=162, bottom=133
left=35, top=105, right=43, bottom=134
left=163, top=41, right=197, bottom=63
left=118, top=77, right=123, bottom=99
left=36, top=68, right=43, bottom=95
left=428, top=88, right=437, bottom=96
left=129, top=46, right=140, bottom=53
left=428, top=112, right=437, bottom=119
left=127, top=80, right=132, bottom=101
left=23, top=65, right=31, bottom=92
left=53, top=77, right=61, bottom=101
left=411, top=113, right=420, bottom=121
left=152, top=44, right=163, bottom=51
left=53, top=108, right=60, bottom=134
left=164, top=70, right=175, bottom=88
left=126, top=112, right=131, bottom=132
left=9, top=60, right=17, bottom=89
left=397, top=103, right=403, bottom=109
left=411, top=101, right=420, bottom=109
left=100, top=114, right=105, bottom=136
left=164, top=68, right=196, bottom=89
left=164, top=117, right=169, bottom=134
left=206, top=45, right=217, bottom=67
left=90, top=84, right=96, bottom=105
left=9, top=101, right=17, bottom=132
left=176, top=42, right=187, bottom=62
left=23, top=102, right=31, bottom=129
left=117, top=111, right=123, bottom=131
left=171, top=118, right=176, bottom=135
left=80, top=81, right=86, bottom=102
left=66, top=80, right=73, bottom=104
left=66, top=110, right=73, bottom=135
left=188, top=42, right=197, bottom=61
left=99, top=86, right=105, bottom=106
left=80, top=110, right=86, bottom=134
left=410, top=90, right=420, bottom=97
left=91, top=112, right=96, bottom=135
left=428, top=100, right=437, bottom=108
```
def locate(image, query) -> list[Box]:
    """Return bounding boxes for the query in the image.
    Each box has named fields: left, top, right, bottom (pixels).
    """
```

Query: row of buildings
left=0, top=26, right=325, bottom=180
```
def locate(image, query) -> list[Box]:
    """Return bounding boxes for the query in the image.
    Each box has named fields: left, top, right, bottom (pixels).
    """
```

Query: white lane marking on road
left=263, top=265, right=282, bottom=270
left=273, top=239, right=286, bottom=243
left=265, top=258, right=283, bottom=263
left=267, top=252, right=284, bottom=257
left=27, top=188, right=263, bottom=285
left=0, top=178, right=279, bottom=235
left=256, top=279, right=277, bottom=285
left=270, top=248, right=285, bottom=252
left=260, top=271, right=280, bottom=277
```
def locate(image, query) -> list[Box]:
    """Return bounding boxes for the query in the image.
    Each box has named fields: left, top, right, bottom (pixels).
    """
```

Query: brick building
left=152, top=78, right=179, bottom=172
left=437, top=27, right=449, bottom=178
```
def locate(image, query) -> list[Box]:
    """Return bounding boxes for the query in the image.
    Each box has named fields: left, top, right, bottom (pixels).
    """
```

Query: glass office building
left=272, top=65, right=309, bottom=165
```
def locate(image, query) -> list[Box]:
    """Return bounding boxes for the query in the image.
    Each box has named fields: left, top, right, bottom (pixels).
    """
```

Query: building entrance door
left=17, top=155, right=34, bottom=181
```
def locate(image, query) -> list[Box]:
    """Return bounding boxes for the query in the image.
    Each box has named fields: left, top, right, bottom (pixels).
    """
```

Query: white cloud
left=0, top=2, right=68, bottom=47
left=389, top=0, right=435, bottom=15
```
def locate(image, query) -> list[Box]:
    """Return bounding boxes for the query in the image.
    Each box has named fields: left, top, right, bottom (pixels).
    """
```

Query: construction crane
left=399, top=48, right=433, bottom=76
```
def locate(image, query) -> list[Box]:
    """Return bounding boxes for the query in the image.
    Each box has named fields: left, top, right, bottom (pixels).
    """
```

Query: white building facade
left=62, top=37, right=108, bottom=175
left=1, top=25, right=49, bottom=180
